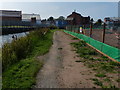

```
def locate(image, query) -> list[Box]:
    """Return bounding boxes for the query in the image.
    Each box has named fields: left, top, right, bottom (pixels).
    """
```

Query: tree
left=47, top=16, right=54, bottom=21
left=97, top=19, right=102, bottom=24
left=90, top=18, right=94, bottom=23
left=94, top=19, right=102, bottom=26
left=58, top=16, right=65, bottom=20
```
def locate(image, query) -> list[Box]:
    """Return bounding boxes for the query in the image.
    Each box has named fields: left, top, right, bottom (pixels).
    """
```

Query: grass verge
left=2, top=29, right=54, bottom=88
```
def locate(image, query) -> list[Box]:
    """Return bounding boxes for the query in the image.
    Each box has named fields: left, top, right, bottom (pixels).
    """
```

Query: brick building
left=0, top=10, right=22, bottom=21
left=66, top=11, right=90, bottom=25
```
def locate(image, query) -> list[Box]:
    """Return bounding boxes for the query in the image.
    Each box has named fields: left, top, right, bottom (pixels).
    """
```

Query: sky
left=0, top=2, right=119, bottom=21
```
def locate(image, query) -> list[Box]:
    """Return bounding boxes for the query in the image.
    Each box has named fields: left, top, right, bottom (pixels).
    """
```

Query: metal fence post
left=102, top=23, right=106, bottom=43
left=90, top=23, right=93, bottom=37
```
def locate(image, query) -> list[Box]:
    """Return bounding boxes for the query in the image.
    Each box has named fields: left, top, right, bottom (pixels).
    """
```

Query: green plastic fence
left=64, top=30, right=120, bottom=62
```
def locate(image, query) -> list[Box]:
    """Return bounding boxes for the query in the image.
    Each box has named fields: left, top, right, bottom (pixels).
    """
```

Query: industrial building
left=22, top=14, right=41, bottom=24
left=0, top=10, right=22, bottom=21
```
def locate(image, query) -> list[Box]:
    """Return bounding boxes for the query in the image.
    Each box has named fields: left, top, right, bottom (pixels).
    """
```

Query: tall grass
left=2, top=28, right=49, bottom=71
left=2, top=28, right=54, bottom=88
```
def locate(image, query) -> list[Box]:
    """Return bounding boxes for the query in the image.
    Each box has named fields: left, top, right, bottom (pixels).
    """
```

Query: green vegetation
left=3, top=58, right=43, bottom=88
left=116, top=79, right=120, bottom=82
left=71, top=41, right=120, bottom=73
left=92, top=78, right=103, bottom=86
left=95, top=73, right=106, bottom=78
left=58, top=47, right=63, bottom=50
left=2, top=28, right=54, bottom=88
left=2, top=28, right=50, bottom=70
left=72, top=37, right=78, bottom=40
left=71, top=40, right=120, bottom=88
left=104, top=78, right=111, bottom=82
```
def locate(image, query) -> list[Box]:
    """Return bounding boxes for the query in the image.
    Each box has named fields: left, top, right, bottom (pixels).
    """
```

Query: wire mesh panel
left=66, top=24, right=120, bottom=49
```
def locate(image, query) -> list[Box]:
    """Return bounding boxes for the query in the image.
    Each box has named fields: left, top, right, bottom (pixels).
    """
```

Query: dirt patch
left=56, top=31, right=100, bottom=88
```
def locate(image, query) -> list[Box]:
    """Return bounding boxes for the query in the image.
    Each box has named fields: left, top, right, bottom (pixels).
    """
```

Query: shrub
left=2, top=28, right=49, bottom=70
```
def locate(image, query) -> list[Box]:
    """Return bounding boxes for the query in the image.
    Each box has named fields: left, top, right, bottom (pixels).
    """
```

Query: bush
left=2, top=28, right=49, bottom=70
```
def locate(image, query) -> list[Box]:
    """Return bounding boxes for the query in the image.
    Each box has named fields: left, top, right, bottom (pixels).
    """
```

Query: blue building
left=55, top=20, right=67, bottom=29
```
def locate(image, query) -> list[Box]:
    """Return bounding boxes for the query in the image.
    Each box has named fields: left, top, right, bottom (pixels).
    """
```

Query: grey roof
left=22, top=14, right=41, bottom=20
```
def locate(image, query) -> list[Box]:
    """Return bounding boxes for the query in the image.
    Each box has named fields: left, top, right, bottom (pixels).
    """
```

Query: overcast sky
left=1, top=2, right=118, bottom=21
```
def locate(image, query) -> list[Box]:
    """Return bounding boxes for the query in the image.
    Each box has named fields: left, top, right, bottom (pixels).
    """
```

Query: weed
left=100, top=64, right=114, bottom=72
left=95, top=73, right=106, bottom=77
left=92, top=78, right=103, bottom=86
left=89, top=57, right=94, bottom=60
left=116, top=79, right=120, bottom=82
left=88, top=64, right=95, bottom=68
left=102, top=85, right=118, bottom=88
left=104, top=78, right=111, bottom=82
left=75, top=60, right=82, bottom=62
left=72, top=37, right=78, bottom=40
left=58, top=48, right=63, bottom=50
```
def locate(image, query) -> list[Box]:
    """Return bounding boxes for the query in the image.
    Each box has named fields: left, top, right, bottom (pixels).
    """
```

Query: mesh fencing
left=66, top=25, right=119, bottom=48
left=64, top=30, right=120, bottom=62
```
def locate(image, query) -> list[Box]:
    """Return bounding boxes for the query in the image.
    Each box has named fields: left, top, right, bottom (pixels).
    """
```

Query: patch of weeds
left=89, top=57, right=94, bottom=60
left=116, top=79, right=120, bottom=82
left=109, top=61, right=120, bottom=66
left=72, top=37, right=78, bottom=40
left=104, top=78, right=111, bottom=82
left=95, top=58, right=102, bottom=61
left=58, top=47, right=62, bottom=50
left=102, top=85, right=118, bottom=89
left=83, top=55, right=90, bottom=59
left=100, top=63, right=115, bottom=72
left=95, top=73, right=106, bottom=77
left=75, top=60, right=82, bottom=62
left=88, top=64, right=95, bottom=68
left=101, top=56, right=109, bottom=61
left=92, top=78, right=103, bottom=86
left=92, top=68, right=97, bottom=71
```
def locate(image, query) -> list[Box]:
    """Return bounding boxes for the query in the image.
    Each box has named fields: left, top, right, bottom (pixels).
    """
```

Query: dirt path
left=35, top=31, right=100, bottom=88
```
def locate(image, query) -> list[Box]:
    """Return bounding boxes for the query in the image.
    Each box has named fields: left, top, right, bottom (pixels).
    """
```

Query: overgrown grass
left=3, top=58, right=43, bottom=88
left=2, top=28, right=54, bottom=88
left=2, top=28, right=49, bottom=70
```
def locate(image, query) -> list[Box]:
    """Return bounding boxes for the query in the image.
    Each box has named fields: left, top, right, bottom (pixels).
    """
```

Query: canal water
left=0, top=32, right=29, bottom=48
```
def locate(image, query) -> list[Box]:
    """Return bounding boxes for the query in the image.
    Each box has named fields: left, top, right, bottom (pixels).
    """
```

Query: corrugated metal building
left=0, top=10, right=22, bottom=21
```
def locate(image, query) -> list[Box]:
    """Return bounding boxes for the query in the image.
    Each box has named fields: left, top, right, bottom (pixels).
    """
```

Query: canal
left=0, top=32, right=29, bottom=48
